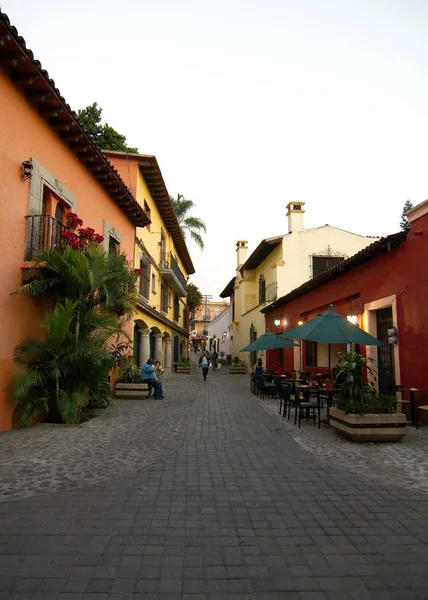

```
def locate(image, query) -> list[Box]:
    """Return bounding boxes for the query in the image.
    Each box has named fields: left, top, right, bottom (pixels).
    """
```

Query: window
left=183, top=307, right=188, bottom=328
left=143, top=200, right=151, bottom=232
left=259, top=274, right=266, bottom=304
left=139, top=256, right=150, bottom=299
left=305, top=341, right=317, bottom=367
left=151, top=273, right=156, bottom=293
left=160, top=230, right=167, bottom=266
left=160, top=283, right=168, bottom=313
left=173, top=295, right=180, bottom=322
left=312, top=256, right=344, bottom=278
left=109, top=235, right=119, bottom=255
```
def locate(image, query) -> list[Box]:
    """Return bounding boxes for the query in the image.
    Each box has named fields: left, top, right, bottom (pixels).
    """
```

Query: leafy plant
left=176, top=359, right=192, bottom=368
left=187, top=283, right=203, bottom=314
left=231, top=356, right=245, bottom=367
left=77, top=102, right=138, bottom=153
left=117, top=360, right=142, bottom=383
left=11, top=241, right=138, bottom=425
left=333, top=352, right=396, bottom=415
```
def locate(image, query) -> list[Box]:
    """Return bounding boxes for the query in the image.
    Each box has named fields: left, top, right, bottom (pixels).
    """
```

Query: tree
left=77, top=102, right=138, bottom=153
left=187, top=283, right=203, bottom=315
left=400, top=199, right=414, bottom=232
left=11, top=219, right=138, bottom=425
left=170, top=194, right=207, bottom=250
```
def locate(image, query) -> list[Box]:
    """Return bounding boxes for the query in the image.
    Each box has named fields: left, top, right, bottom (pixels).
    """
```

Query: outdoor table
left=401, top=388, right=419, bottom=425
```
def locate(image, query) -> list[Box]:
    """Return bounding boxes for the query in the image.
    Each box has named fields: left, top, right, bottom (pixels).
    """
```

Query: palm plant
left=170, top=193, right=207, bottom=250
left=12, top=243, right=137, bottom=425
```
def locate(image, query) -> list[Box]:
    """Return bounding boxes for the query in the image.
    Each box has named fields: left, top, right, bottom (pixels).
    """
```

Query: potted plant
left=115, top=359, right=153, bottom=399
left=175, top=359, right=192, bottom=374
left=229, top=356, right=247, bottom=374
left=329, top=352, right=406, bottom=442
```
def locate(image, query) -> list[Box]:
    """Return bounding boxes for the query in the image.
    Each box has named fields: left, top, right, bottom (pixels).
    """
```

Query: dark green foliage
left=170, top=194, right=206, bottom=250
left=77, top=102, right=138, bottom=153
left=187, top=283, right=203, bottom=314
left=334, top=352, right=396, bottom=415
left=12, top=243, right=138, bottom=425
left=400, top=199, right=414, bottom=232
left=117, top=360, right=142, bottom=383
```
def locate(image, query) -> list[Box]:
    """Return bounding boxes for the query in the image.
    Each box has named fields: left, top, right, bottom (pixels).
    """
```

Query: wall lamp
left=298, top=320, right=304, bottom=326
left=347, top=311, right=358, bottom=325
left=273, top=316, right=281, bottom=328
left=21, top=159, right=33, bottom=181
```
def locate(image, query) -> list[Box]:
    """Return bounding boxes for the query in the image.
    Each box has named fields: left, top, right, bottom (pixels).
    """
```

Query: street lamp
left=274, top=316, right=281, bottom=328
left=347, top=311, right=358, bottom=325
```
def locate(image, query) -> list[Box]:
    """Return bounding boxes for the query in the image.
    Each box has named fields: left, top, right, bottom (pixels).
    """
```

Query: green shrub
left=231, top=356, right=245, bottom=367
left=117, top=360, right=142, bottom=383
left=176, top=359, right=192, bottom=368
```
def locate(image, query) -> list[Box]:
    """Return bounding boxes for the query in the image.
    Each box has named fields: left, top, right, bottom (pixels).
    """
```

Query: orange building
left=0, top=12, right=149, bottom=430
left=190, top=301, right=229, bottom=348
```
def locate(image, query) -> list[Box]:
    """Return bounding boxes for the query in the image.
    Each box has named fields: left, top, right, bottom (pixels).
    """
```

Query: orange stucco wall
left=0, top=69, right=136, bottom=430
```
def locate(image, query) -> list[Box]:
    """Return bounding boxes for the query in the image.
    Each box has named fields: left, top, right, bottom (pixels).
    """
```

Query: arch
left=134, top=318, right=149, bottom=329
left=162, top=331, right=171, bottom=339
left=151, top=326, right=162, bottom=334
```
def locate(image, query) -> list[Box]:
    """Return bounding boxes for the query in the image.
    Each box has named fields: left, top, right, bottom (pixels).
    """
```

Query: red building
left=262, top=200, right=428, bottom=410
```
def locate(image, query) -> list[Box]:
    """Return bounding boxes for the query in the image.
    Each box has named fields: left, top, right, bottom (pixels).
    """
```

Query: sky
left=4, top=0, right=428, bottom=299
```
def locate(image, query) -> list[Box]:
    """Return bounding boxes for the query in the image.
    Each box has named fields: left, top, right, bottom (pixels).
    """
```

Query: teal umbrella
left=280, top=305, right=381, bottom=346
left=241, top=331, right=297, bottom=352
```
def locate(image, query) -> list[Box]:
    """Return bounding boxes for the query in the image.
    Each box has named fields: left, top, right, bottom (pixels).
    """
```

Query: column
left=164, top=338, right=172, bottom=374
left=153, top=333, right=163, bottom=364
left=138, top=328, right=151, bottom=368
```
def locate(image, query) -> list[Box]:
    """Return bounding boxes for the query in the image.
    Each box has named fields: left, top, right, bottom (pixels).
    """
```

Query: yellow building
left=220, top=203, right=380, bottom=370
left=105, top=151, right=195, bottom=372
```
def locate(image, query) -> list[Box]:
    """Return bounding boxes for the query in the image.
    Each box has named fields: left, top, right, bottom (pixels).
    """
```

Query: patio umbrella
left=279, top=304, right=381, bottom=372
left=241, top=331, right=297, bottom=352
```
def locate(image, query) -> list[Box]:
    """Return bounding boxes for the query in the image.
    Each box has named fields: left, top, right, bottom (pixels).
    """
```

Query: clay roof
left=240, top=237, right=283, bottom=272
left=219, top=276, right=236, bottom=298
left=104, top=151, right=195, bottom=275
left=262, top=231, right=407, bottom=313
left=0, top=11, right=150, bottom=228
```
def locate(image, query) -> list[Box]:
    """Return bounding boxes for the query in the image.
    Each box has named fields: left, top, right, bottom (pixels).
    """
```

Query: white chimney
left=236, top=240, right=248, bottom=268
left=286, top=202, right=306, bottom=233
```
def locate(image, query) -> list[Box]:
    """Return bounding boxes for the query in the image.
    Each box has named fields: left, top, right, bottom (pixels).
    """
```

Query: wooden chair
left=295, top=388, right=321, bottom=429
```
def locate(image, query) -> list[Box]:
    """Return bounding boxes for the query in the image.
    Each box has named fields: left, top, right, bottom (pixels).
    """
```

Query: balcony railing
left=159, top=252, right=187, bottom=295
left=24, top=214, right=66, bottom=261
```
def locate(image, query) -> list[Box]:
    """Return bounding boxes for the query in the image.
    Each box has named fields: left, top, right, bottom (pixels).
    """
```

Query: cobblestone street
left=1, top=360, right=428, bottom=599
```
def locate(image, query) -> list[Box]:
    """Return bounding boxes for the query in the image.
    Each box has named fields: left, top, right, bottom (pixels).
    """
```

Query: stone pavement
left=0, top=362, right=428, bottom=599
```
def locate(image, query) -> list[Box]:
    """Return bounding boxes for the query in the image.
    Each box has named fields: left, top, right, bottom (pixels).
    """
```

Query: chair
left=276, top=381, right=290, bottom=417
left=257, top=376, right=277, bottom=399
left=250, top=372, right=259, bottom=395
left=295, top=388, right=321, bottom=428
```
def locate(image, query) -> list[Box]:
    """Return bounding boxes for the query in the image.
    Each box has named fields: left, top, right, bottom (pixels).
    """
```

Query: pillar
left=164, top=338, right=172, bottom=373
left=153, top=332, right=163, bottom=364
left=138, top=328, right=150, bottom=368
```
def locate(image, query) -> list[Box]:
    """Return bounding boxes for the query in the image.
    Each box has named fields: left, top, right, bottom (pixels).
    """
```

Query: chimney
left=286, top=202, right=306, bottom=233
left=236, top=240, right=248, bottom=268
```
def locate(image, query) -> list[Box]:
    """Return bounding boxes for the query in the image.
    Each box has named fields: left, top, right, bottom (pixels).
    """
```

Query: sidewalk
left=0, top=366, right=427, bottom=599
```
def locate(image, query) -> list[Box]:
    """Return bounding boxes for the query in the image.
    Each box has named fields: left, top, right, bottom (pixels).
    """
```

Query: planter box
left=115, top=382, right=152, bottom=400
left=229, top=367, right=246, bottom=374
left=176, top=367, right=191, bottom=374
left=329, top=407, right=407, bottom=442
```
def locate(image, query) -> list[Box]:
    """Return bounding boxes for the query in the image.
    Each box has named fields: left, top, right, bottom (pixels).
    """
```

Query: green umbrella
left=280, top=305, right=381, bottom=346
left=241, top=331, right=297, bottom=352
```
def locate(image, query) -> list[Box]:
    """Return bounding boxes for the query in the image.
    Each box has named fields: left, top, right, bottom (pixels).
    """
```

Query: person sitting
left=254, top=358, right=264, bottom=377
left=141, top=358, right=166, bottom=399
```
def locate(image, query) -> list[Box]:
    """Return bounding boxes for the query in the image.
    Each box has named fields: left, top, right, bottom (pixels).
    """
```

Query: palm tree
left=170, top=193, right=207, bottom=250
left=11, top=243, right=138, bottom=425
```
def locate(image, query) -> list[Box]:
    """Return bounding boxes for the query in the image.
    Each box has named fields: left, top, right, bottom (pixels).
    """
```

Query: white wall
left=207, top=307, right=230, bottom=357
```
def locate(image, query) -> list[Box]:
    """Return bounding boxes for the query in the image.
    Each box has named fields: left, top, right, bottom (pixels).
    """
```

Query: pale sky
left=4, top=0, right=428, bottom=299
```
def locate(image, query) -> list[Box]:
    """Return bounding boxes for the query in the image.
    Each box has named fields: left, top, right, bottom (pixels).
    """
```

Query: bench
left=115, top=383, right=153, bottom=400
left=416, top=405, right=428, bottom=429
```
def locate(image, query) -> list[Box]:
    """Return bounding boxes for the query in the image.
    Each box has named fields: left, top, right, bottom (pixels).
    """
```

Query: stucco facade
left=0, top=19, right=149, bottom=430
left=189, top=300, right=229, bottom=349
left=220, top=203, right=379, bottom=368
left=206, top=307, right=230, bottom=358
left=262, top=199, right=428, bottom=419
left=105, top=151, right=195, bottom=371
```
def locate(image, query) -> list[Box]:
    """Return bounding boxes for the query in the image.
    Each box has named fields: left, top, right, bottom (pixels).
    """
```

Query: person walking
left=199, top=351, right=210, bottom=381
left=141, top=358, right=166, bottom=399
left=211, top=351, right=218, bottom=372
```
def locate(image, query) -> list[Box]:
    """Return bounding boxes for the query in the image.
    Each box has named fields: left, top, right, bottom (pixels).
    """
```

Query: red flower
left=94, top=234, right=104, bottom=243
left=134, top=268, right=142, bottom=276
left=65, top=212, right=83, bottom=228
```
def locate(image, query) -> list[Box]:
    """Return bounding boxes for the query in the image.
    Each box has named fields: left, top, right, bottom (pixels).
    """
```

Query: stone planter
left=115, top=382, right=152, bottom=400
left=176, top=367, right=191, bottom=374
left=329, top=407, right=407, bottom=442
left=229, top=367, right=246, bottom=374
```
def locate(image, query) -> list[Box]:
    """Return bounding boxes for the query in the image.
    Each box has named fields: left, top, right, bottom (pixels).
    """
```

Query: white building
left=206, top=306, right=230, bottom=359
left=220, top=202, right=380, bottom=367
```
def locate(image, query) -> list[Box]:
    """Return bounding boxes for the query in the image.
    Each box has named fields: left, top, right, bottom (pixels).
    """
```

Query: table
left=401, top=388, right=419, bottom=425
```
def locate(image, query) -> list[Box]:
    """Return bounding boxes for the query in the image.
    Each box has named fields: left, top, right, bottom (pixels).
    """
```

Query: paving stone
left=0, top=362, right=428, bottom=599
